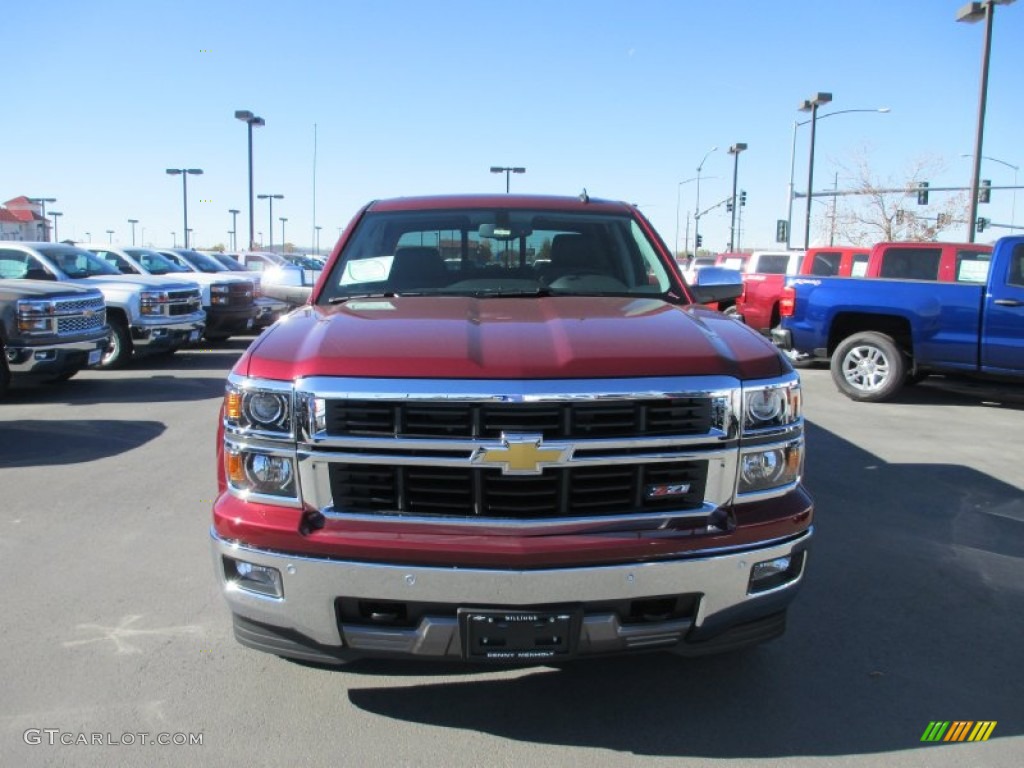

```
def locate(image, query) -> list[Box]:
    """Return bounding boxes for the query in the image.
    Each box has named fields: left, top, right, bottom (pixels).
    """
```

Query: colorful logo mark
left=921, top=721, right=996, bottom=743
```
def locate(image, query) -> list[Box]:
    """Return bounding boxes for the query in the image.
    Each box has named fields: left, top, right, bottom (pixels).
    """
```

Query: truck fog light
left=34, top=350, right=57, bottom=362
left=748, top=552, right=803, bottom=594
left=224, top=557, right=283, bottom=598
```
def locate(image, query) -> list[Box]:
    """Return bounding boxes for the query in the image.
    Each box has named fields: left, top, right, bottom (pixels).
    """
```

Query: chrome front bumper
left=211, top=528, right=810, bottom=660
left=6, top=332, right=110, bottom=375
left=131, top=315, right=206, bottom=351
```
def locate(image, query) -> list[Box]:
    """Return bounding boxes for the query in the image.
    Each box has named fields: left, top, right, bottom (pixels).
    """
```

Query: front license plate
left=189, top=330, right=200, bottom=342
left=459, top=608, right=580, bottom=662
left=87, top=349, right=102, bottom=365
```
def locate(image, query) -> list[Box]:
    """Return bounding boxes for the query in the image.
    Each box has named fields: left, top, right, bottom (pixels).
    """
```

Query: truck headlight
left=225, top=447, right=297, bottom=499
left=140, top=290, right=168, bottom=316
left=16, top=299, right=55, bottom=334
left=738, top=441, right=803, bottom=494
left=224, top=379, right=293, bottom=436
left=742, top=379, right=801, bottom=433
left=211, top=283, right=230, bottom=305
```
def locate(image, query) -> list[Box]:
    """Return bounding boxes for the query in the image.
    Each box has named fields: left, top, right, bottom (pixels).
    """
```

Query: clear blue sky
left=3, top=0, right=1021, bottom=252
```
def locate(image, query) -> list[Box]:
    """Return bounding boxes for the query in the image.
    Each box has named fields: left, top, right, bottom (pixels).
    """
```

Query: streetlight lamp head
left=512, top=167, right=526, bottom=174
left=489, top=167, right=503, bottom=173
left=878, top=107, right=892, bottom=113
left=252, top=117, right=265, bottom=127
left=186, top=168, right=203, bottom=175
left=166, top=168, right=182, bottom=175
left=235, top=110, right=254, bottom=120
left=728, top=143, right=748, bottom=154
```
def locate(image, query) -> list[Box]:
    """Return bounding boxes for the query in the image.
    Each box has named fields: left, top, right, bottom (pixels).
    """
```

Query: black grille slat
left=329, top=461, right=706, bottom=519
left=323, top=398, right=713, bottom=439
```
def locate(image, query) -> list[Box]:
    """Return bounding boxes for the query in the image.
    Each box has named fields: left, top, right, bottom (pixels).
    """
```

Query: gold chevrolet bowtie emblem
left=474, top=434, right=569, bottom=475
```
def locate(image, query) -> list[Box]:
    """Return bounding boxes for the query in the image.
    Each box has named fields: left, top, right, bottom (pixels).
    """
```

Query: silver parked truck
left=0, top=243, right=204, bottom=368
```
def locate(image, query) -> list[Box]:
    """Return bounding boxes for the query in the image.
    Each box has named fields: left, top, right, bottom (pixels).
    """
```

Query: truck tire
left=0, top=344, right=10, bottom=398
left=831, top=331, right=906, bottom=402
left=100, top=319, right=132, bottom=369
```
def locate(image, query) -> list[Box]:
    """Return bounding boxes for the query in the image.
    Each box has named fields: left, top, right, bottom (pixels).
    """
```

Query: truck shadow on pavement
left=2, top=373, right=227, bottom=405
left=344, top=419, right=1023, bottom=759
left=0, top=419, right=165, bottom=467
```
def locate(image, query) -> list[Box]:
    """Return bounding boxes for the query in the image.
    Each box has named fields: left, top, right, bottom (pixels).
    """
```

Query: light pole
left=106, top=229, right=115, bottom=243
left=50, top=212, right=62, bottom=242
left=171, top=231, right=177, bottom=248
left=961, top=153, right=1018, bottom=228
left=280, top=217, right=287, bottom=247
left=257, top=194, right=284, bottom=249
left=958, top=0, right=1015, bottom=242
left=166, top=168, right=203, bottom=249
left=127, top=218, right=139, bottom=245
left=675, top=177, right=699, bottom=256
left=314, top=225, right=322, bottom=255
left=798, top=92, right=834, bottom=249
left=490, top=166, right=525, bottom=193
left=786, top=107, right=889, bottom=249
left=228, top=209, right=240, bottom=251
left=187, top=228, right=194, bottom=248
left=693, top=147, right=718, bottom=256
left=30, top=197, right=57, bottom=240
left=235, top=110, right=265, bottom=250
left=727, top=143, right=748, bottom=251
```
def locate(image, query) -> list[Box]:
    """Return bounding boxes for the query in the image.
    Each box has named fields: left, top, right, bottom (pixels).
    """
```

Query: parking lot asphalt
left=1, top=343, right=1021, bottom=767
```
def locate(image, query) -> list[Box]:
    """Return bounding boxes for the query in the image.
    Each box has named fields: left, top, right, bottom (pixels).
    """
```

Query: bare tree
left=819, top=148, right=968, bottom=246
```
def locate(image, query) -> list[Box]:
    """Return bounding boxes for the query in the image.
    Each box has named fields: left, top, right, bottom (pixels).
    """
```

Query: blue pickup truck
left=773, top=236, right=1024, bottom=402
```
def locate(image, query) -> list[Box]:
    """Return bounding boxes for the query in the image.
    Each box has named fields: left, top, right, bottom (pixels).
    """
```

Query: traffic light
left=726, top=199, right=733, bottom=213
left=979, top=179, right=991, bottom=204
left=976, top=217, right=989, bottom=232
left=740, top=190, right=747, bottom=206
left=696, top=234, right=703, bottom=248
left=916, top=181, right=929, bottom=206
left=775, top=219, right=788, bottom=243
left=895, top=209, right=905, bottom=224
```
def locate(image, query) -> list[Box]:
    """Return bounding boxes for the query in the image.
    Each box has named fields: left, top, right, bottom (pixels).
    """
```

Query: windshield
left=318, top=208, right=675, bottom=303
left=213, top=254, right=248, bottom=270
left=125, top=248, right=190, bottom=274
left=39, top=246, right=121, bottom=278
left=173, top=249, right=230, bottom=273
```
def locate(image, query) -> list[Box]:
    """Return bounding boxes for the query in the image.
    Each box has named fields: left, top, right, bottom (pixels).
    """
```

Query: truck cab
left=863, top=242, right=993, bottom=282
left=799, top=247, right=870, bottom=277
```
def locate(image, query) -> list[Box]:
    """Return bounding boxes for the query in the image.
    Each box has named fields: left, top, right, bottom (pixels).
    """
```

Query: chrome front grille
left=167, top=289, right=203, bottom=315
left=228, top=282, right=255, bottom=306
left=290, top=376, right=742, bottom=528
left=54, top=295, right=105, bottom=336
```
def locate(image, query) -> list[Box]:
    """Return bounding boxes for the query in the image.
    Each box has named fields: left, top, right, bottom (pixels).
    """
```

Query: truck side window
left=955, top=250, right=991, bottom=283
left=811, top=252, right=841, bottom=276
left=1008, top=245, right=1024, bottom=288
left=851, top=254, right=869, bottom=277
left=879, top=248, right=941, bottom=280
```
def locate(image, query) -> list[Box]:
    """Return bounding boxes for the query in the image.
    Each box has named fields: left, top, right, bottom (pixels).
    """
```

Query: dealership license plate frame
left=458, top=607, right=581, bottom=662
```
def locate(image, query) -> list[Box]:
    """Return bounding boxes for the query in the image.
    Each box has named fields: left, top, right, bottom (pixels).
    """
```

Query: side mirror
left=262, top=283, right=312, bottom=306
left=689, top=266, right=743, bottom=304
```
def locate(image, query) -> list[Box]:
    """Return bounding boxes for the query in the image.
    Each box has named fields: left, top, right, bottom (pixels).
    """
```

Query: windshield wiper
left=328, top=291, right=406, bottom=303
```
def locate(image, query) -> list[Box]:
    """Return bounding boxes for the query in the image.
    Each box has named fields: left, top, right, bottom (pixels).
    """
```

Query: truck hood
left=83, top=275, right=200, bottom=292
left=241, top=296, right=787, bottom=381
left=0, top=279, right=102, bottom=299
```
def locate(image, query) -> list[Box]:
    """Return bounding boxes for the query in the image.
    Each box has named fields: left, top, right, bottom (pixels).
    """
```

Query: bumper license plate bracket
left=459, top=607, right=581, bottom=662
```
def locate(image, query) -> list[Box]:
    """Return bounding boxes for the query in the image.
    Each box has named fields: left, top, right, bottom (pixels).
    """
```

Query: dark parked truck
left=211, top=194, right=813, bottom=664
left=774, top=236, right=1024, bottom=402
left=0, top=279, right=109, bottom=396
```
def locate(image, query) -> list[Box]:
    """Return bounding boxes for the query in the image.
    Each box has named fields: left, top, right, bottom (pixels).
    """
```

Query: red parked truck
left=718, top=250, right=801, bottom=333
left=211, top=194, right=813, bottom=664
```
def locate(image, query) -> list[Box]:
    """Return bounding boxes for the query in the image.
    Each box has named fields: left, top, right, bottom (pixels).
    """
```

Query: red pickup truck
left=799, top=243, right=992, bottom=282
left=212, top=194, right=813, bottom=665
left=721, top=250, right=801, bottom=333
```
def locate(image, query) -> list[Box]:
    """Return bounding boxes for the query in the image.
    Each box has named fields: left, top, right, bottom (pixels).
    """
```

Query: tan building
left=0, top=197, right=49, bottom=241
